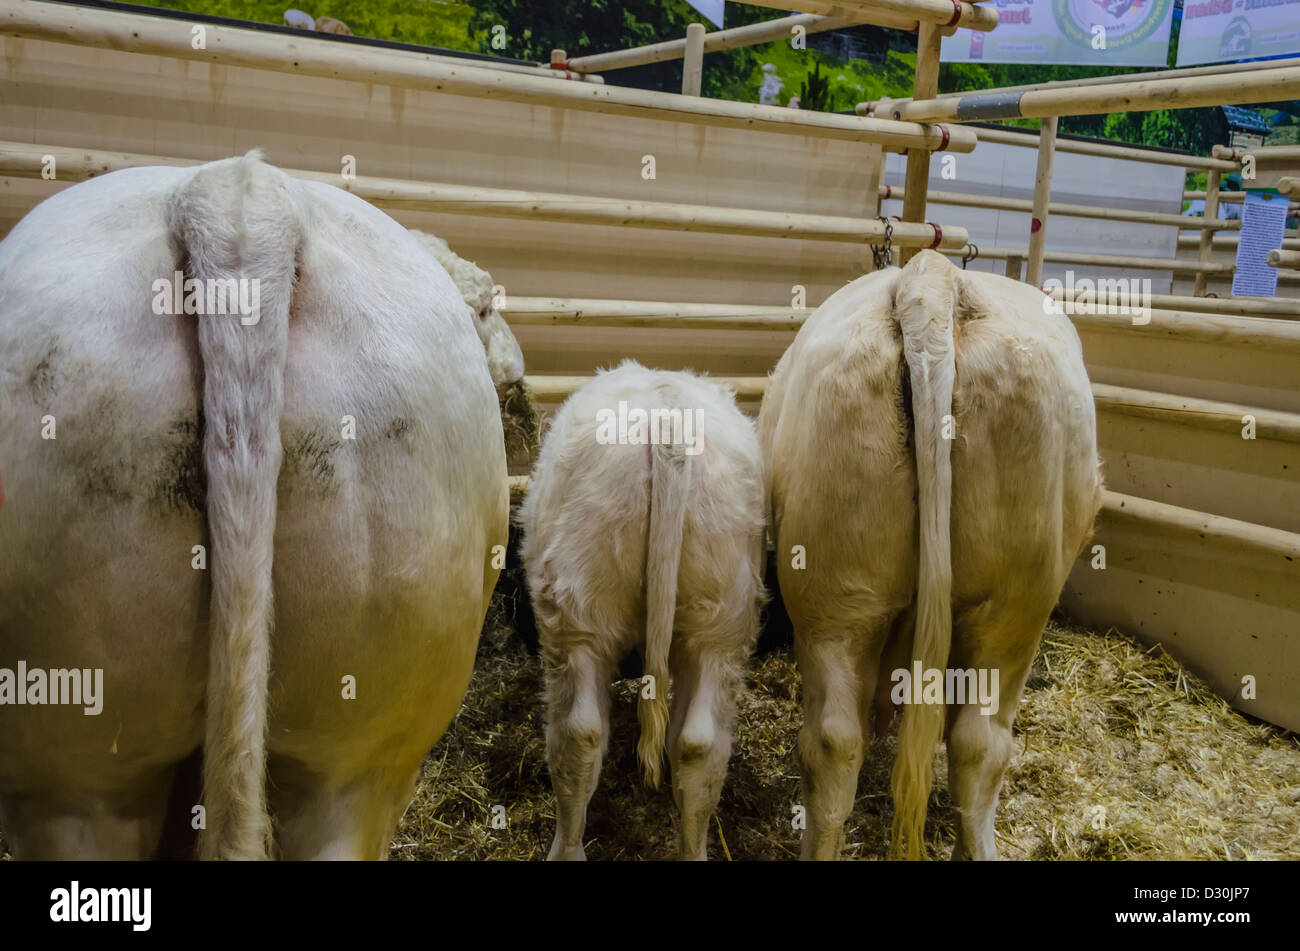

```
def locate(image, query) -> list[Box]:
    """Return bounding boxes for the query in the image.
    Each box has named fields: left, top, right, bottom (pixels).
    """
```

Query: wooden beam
left=899, top=21, right=943, bottom=265
left=1092, top=383, right=1300, bottom=444
left=1194, top=169, right=1221, bottom=297
left=958, top=245, right=1233, bottom=274
left=522, top=374, right=1300, bottom=449
left=526, top=375, right=770, bottom=402
left=737, top=0, right=997, bottom=31
left=0, top=0, right=974, bottom=152
left=1268, top=248, right=1300, bottom=270
left=892, top=66, right=1300, bottom=123
left=1046, top=286, right=1300, bottom=318
left=974, top=128, right=1239, bottom=172
left=681, top=23, right=705, bottom=96
left=13, top=145, right=967, bottom=250
left=1178, top=233, right=1300, bottom=251
left=566, top=14, right=913, bottom=72
left=886, top=184, right=1240, bottom=229
left=1186, top=190, right=1296, bottom=211
left=502, top=297, right=804, bottom=331
left=866, top=55, right=1300, bottom=113
left=0, top=141, right=971, bottom=249
left=500, top=296, right=1300, bottom=340
left=1025, top=116, right=1058, bottom=286
left=946, top=189, right=1236, bottom=230
left=1099, top=491, right=1300, bottom=565
left=1245, top=145, right=1300, bottom=162
left=1069, top=308, right=1300, bottom=348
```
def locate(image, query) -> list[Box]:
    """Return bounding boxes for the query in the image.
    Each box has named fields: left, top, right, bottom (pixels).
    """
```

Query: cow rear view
left=518, top=362, right=766, bottom=860
left=0, top=154, right=508, bottom=859
left=759, top=250, right=1102, bottom=860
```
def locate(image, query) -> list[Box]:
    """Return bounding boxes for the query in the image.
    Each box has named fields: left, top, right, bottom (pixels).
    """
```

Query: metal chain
left=961, top=242, right=979, bottom=270
left=871, top=216, right=894, bottom=270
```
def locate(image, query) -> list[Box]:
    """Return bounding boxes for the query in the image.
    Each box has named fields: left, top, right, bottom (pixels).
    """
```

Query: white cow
left=0, top=153, right=511, bottom=859
left=517, top=362, right=766, bottom=860
left=407, top=231, right=523, bottom=390
left=759, top=250, right=1102, bottom=860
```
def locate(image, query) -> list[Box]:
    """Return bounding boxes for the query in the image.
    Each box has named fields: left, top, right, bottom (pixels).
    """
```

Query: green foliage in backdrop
left=142, top=0, right=1282, bottom=157
left=150, top=0, right=479, bottom=50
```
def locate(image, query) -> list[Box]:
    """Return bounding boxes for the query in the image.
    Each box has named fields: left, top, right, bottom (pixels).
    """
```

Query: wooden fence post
left=1025, top=115, right=1058, bottom=286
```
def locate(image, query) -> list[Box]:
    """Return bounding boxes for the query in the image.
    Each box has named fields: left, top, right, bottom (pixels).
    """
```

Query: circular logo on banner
left=1055, top=0, right=1172, bottom=51
left=1219, top=17, right=1253, bottom=60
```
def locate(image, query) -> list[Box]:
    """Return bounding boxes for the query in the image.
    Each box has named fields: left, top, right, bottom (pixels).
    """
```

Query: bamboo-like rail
left=519, top=373, right=1300, bottom=448
left=1247, top=146, right=1300, bottom=163
left=868, top=56, right=1300, bottom=114
left=0, top=0, right=972, bottom=152
left=502, top=298, right=805, bottom=331
left=506, top=465, right=1300, bottom=564
left=522, top=372, right=1298, bottom=426
left=1185, top=190, right=1299, bottom=212
left=563, top=14, right=905, bottom=73
left=959, top=245, right=1233, bottom=275
left=889, top=67, right=1300, bottom=123
left=881, top=186, right=1241, bottom=230
left=970, top=127, right=1241, bottom=172
left=861, top=119, right=1240, bottom=171
left=1069, top=308, right=1300, bottom=348
left=1091, top=383, right=1300, bottom=443
left=1099, top=492, right=1300, bottom=565
left=0, top=141, right=970, bottom=249
left=1268, top=249, right=1300, bottom=270
left=738, top=0, right=998, bottom=30
left=499, top=297, right=1300, bottom=345
left=1046, top=287, right=1300, bottom=318
left=500, top=296, right=1300, bottom=335
left=1178, top=234, right=1300, bottom=251
left=525, top=375, right=770, bottom=403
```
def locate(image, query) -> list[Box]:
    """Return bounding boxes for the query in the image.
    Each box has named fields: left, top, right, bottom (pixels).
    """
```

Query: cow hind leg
left=946, top=702, right=1014, bottom=861
left=946, top=606, right=1046, bottom=861
left=797, top=636, right=868, bottom=861
left=270, top=762, right=419, bottom=860
left=668, top=647, right=741, bottom=861
left=544, top=646, right=613, bottom=861
left=0, top=775, right=173, bottom=860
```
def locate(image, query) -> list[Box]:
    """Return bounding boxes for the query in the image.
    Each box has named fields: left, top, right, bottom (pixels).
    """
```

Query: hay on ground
left=391, top=609, right=1300, bottom=860
left=4, top=610, right=1294, bottom=861
left=498, top=379, right=542, bottom=469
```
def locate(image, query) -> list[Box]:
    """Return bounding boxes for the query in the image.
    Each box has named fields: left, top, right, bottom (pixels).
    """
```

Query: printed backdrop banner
left=684, top=0, right=725, bottom=28
left=941, top=0, right=1175, bottom=66
left=1177, top=0, right=1300, bottom=66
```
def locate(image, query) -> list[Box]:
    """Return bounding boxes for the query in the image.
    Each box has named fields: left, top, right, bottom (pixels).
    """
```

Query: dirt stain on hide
left=281, top=429, right=340, bottom=495
left=63, top=391, right=208, bottom=517
left=382, top=417, right=414, bottom=443
left=68, top=391, right=135, bottom=504
left=153, top=413, right=207, bottom=515
left=27, top=343, right=58, bottom=403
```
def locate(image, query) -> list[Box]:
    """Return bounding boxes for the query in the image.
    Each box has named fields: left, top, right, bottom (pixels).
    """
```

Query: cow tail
left=890, top=249, right=958, bottom=860
left=170, top=152, right=299, bottom=860
left=638, top=393, right=691, bottom=789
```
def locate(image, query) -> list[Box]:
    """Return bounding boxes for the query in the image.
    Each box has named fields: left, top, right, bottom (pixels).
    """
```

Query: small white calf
left=518, top=362, right=766, bottom=860
left=759, top=250, right=1102, bottom=860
